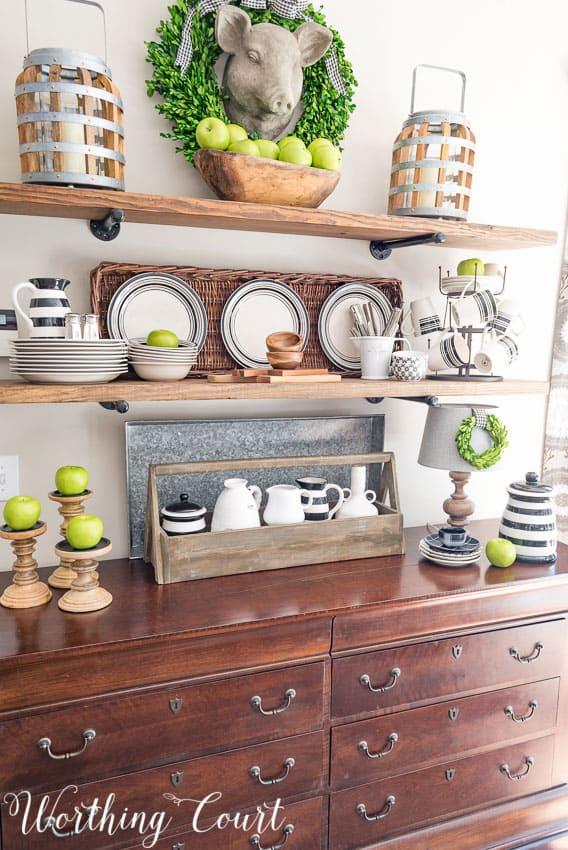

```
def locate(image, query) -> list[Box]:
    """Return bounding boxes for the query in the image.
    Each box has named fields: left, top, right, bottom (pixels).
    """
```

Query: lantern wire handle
left=24, top=0, right=108, bottom=64
left=411, top=64, right=467, bottom=114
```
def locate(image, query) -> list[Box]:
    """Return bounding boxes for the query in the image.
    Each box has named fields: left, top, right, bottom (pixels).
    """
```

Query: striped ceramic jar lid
left=507, top=472, right=553, bottom=499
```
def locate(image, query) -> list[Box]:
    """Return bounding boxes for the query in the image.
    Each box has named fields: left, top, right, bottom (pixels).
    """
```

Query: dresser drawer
left=0, top=662, right=325, bottom=793
left=124, top=797, right=325, bottom=850
left=331, top=678, right=559, bottom=789
left=1, top=732, right=325, bottom=850
left=329, top=735, right=555, bottom=850
left=332, top=620, right=565, bottom=720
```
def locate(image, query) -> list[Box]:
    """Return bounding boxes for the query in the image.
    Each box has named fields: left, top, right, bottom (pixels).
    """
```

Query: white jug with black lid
left=499, top=472, right=557, bottom=563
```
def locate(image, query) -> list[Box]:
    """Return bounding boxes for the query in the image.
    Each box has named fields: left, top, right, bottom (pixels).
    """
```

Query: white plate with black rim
left=318, top=284, right=394, bottom=371
left=106, top=273, right=208, bottom=351
left=221, top=279, right=310, bottom=369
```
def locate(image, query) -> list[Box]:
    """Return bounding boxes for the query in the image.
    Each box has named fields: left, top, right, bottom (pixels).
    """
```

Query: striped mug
left=12, top=278, right=71, bottom=339
left=296, top=477, right=345, bottom=521
left=499, top=472, right=557, bottom=563
left=451, top=282, right=498, bottom=328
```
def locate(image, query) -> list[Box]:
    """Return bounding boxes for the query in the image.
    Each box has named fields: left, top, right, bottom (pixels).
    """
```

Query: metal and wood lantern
left=15, top=0, right=124, bottom=190
left=388, top=65, right=475, bottom=220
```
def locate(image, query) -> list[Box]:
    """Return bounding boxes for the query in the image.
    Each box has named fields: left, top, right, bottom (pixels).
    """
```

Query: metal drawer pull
left=42, top=805, right=99, bottom=838
left=250, top=823, right=294, bottom=849
left=250, top=757, right=295, bottom=785
left=37, top=728, right=96, bottom=760
left=500, top=755, right=535, bottom=781
left=359, top=732, right=399, bottom=760
left=356, top=795, right=396, bottom=822
left=504, top=699, right=538, bottom=724
left=360, top=668, right=401, bottom=694
left=509, top=642, right=543, bottom=664
left=172, top=844, right=185, bottom=850
left=251, top=688, right=296, bottom=716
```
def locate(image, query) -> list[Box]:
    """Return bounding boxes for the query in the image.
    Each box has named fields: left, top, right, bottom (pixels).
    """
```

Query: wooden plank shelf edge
left=0, top=378, right=550, bottom=405
left=0, top=183, right=557, bottom=250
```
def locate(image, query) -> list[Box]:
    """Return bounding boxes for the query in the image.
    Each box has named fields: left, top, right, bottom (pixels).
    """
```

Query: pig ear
left=216, top=6, right=252, bottom=55
left=294, top=21, right=332, bottom=68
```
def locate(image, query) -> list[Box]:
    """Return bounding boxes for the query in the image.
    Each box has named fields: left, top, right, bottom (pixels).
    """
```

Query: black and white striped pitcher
left=296, top=477, right=345, bottom=521
left=12, top=278, right=71, bottom=338
left=499, top=472, right=557, bottom=563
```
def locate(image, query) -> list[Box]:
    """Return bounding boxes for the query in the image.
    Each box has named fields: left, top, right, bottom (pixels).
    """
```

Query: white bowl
left=128, top=351, right=197, bottom=362
left=131, top=361, right=193, bottom=381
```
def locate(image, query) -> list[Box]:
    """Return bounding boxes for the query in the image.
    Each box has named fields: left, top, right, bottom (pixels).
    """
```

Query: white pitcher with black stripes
left=499, top=472, right=557, bottom=564
left=12, top=278, right=71, bottom=339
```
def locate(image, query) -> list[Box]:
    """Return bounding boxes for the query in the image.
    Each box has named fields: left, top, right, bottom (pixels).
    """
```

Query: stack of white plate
left=418, top=533, right=482, bottom=568
left=128, top=338, right=198, bottom=381
left=9, top=340, right=128, bottom=384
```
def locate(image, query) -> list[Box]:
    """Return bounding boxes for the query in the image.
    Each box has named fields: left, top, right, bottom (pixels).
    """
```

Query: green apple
left=308, top=137, right=334, bottom=156
left=66, top=514, right=104, bottom=550
left=486, top=538, right=517, bottom=568
left=226, top=123, right=248, bottom=145
left=3, top=496, right=41, bottom=531
left=228, top=139, right=260, bottom=157
left=279, top=145, right=312, bottom=167
left=195, top=117, right=230, bottom=151
left=147, top=329, right=179, bottom=349
left=256, top=139, right=280, bottom=160
left=277, top=136, right=305, bottom=152
left=457, top=258, right=485, bottom=277
left=55, top=466, right=89, bottom=497
left=312, top=144, right=342, bottom=172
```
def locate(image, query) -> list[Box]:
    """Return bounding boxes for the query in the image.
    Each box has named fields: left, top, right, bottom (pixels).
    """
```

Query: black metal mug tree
left=430, top=263, right=508, bottom=382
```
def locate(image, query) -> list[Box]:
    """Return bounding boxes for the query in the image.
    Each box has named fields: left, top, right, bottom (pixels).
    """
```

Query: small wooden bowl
left=266, top=332, right=303, bottom=352
left=267, top=351, right=304, bottom=370
left=195, top=149, right=340, bottom=209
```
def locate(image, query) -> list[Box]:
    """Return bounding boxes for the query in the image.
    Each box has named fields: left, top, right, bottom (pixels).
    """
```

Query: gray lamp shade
left=418, top=403, right=498, bottom=473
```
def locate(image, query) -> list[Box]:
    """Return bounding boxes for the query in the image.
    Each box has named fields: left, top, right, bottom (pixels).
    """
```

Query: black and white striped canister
left=499, top=472, right=557, bottom=563
left=296, top=477, right=344, bottom=521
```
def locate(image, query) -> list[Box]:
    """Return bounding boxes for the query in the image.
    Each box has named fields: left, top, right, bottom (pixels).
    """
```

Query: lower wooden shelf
left=0, top=377, right=550, bottom=405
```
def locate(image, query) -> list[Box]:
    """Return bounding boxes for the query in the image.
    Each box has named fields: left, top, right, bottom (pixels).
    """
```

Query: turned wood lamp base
left=48, top=490, right=93, bottom=589
left=55, top=539, right=113, bottom=613
left=443, top=471, right=475, bottom=528
left=0, top=522, right=52, bottom=609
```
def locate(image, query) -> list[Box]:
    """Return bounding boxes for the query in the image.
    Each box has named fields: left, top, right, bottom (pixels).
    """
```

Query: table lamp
left=418, top=403, right=498, bottom=527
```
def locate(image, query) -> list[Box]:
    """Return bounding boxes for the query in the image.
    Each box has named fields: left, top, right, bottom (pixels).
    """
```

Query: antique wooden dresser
left=0, top=520, right=567, bottom=850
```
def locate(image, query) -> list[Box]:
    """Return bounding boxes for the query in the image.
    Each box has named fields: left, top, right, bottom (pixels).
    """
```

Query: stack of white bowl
left=128, top=339, right=198, bottom=381
left=9, top=340, right=128, bottom=384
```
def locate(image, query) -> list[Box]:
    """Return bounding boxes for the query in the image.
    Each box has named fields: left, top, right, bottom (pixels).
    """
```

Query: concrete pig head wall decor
left=216, top=5, right=332, bottom=140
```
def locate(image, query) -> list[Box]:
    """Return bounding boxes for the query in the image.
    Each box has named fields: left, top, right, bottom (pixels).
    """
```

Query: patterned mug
left=390, top=350, right=427, bottom=381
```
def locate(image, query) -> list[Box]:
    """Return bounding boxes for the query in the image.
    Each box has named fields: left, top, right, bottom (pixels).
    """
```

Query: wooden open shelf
left=0, top=183, right=557, bottom=251
left=0, top=377, right=550, bottom=406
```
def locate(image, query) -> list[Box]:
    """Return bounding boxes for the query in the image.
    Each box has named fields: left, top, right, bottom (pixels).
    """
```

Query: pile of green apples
left=196, top=117, right=342, bottom=172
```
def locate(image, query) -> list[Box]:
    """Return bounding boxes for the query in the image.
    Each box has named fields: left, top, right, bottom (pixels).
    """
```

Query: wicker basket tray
left=91, top=263, right=403, bottom=372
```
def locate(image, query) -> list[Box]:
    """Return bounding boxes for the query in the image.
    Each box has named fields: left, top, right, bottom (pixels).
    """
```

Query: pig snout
left=268, top=91, right=294, bottom=116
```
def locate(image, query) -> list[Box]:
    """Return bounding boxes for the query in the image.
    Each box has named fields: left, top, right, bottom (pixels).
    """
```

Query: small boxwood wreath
left=146, top=0, right=358, bottom=164
left=455, top=414, right=509, bottom=470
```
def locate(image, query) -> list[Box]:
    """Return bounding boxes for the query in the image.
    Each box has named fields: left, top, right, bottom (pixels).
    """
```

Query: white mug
left=428, top=331, right=470, bottom=372
left=451, top=281, right=498, bottom=327
left=474, top=329, right=519, bottom=375
left=402, top=297, right=443, bottom=337
left=264, top=485, right=313, bottom=526
left=352, top=336, right=410, bottom=380
left=484, top=263, right=504, bottom=279
left=492, top=299, right=525, bottom=336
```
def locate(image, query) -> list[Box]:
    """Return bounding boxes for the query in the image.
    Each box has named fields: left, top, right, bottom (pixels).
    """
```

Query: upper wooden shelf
left=0, top=377, right=549, bottom=406
left=0, top=183, right=557, bottom=251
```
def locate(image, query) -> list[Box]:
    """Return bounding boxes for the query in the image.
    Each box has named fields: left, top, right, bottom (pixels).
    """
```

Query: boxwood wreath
left=146, top=0, right=358, bottom=163
left=455, top=414, right=509, bottom=471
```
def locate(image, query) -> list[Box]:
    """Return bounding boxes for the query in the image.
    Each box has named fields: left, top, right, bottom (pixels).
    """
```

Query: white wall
left=0, top=0, right=567, bottom=567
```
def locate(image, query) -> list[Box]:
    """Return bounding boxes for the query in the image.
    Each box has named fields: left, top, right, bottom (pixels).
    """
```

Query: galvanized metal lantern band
left=15, top=0, right=125, bottom=191
left=388, top=65, right=475, bottom=221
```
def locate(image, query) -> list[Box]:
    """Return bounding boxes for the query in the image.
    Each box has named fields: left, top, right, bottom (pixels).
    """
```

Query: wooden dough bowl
left=194, top=149, right=341, bottom=208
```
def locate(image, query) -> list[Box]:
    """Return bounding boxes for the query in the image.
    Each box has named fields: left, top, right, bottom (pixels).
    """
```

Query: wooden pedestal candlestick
left=47, top=490, right=93, bottom=589
left=443, top=471, right=474, bottom=527
left=0, top=522, right=52, bottom=609
left=56, top=539, right=112, bottom=613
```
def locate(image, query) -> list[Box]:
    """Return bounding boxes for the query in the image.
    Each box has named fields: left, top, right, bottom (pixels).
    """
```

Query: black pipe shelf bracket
left=365, top=395, right=440, bottom=406
left=90, top=208, right=125, bottom=241
left=99, top=401, right=130, bottom=414
left=369, top=231, right=446, bottom=261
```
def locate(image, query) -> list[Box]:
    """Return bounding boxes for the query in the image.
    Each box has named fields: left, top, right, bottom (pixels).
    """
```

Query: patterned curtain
left=543, top=262, right=568, bottom=541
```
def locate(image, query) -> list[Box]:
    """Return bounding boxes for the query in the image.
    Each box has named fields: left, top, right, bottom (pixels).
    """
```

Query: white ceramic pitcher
left=211, top=478, right=262, bottom=532
left=12, top=278, right=71, bottom=339
left=264, top=485, right=314, bottom=526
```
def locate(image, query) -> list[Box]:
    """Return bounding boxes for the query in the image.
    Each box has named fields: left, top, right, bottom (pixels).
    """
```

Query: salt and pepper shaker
left=65, top=314, right=101, bottom=341
left=83, top=315, right=100, bottom=341
left=65, top=314, right=83, bottom=340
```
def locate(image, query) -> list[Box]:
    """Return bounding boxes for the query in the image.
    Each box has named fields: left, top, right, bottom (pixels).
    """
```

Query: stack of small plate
left=9, top=340, right=128, bottom=384
left=419, top=532, right=482, bottom=568
left=128, top=339, right=198, bottom=381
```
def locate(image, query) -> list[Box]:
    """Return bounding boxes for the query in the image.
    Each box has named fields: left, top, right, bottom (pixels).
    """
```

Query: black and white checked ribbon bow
left=175, top=0, right=347, bottom=94
left=472, top=408, right=488, bottom=430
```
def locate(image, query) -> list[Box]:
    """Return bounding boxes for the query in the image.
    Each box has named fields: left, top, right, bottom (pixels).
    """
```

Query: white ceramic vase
left=211, top=478, right=262, bottom=532
left=337, top=466, right=378, bottom=519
